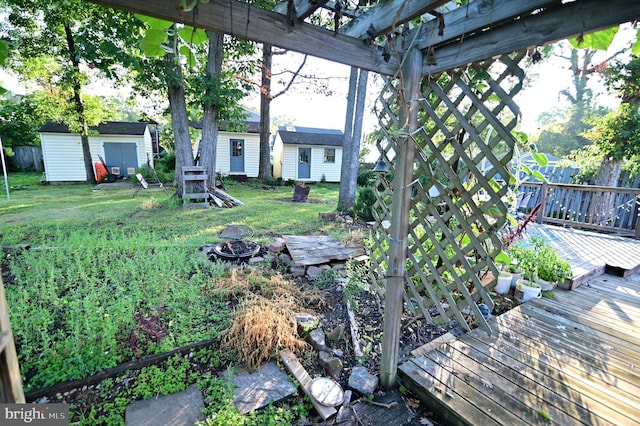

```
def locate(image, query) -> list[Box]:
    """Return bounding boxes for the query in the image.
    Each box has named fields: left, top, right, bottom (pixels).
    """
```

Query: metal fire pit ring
left=211, top=240, right=260, bottom=261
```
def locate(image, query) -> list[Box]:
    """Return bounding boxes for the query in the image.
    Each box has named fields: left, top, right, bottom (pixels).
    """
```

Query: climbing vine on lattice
left=369, top=51, right=527, bottom=335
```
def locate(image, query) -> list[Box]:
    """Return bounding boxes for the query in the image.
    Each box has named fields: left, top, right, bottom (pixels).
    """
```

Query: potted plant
left=494, top=251, right=513, bottom=295
left=535, top=245, right=572, bottom=290
left=508, top=242, right=542, bottom=302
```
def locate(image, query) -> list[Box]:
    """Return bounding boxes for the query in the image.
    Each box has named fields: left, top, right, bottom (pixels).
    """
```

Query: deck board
left=529, top=224, right=640, bottom=288
left=399, top=271, right=640, bottom=426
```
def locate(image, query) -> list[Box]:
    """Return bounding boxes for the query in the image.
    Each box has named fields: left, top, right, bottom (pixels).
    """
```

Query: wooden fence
left=6, top=146, right=44, bottom=172
left=519, top=182, right=640, bottom=239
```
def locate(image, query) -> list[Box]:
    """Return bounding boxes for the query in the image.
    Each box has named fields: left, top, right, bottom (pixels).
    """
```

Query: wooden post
left=0, top=274, right=25, bottom=403
left=537, top=181, right=548, bottom=224
left=380, top=48, right=422, bottom=389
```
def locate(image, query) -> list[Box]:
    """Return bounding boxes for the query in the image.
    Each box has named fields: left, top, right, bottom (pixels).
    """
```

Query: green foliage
left=4, top=234, right=232, bottom=391
left=507, top=237, right=571, bottom=283
left=530, top=120, right=594, bottom=157
left=133, top=355, right=191, bottom=399
left=139, top=29, right=168, bottom=57
left=264, top=176, right=284, bottom=186
left=349, top=186, right=376, bottom=222
left=584, top=104, right=640, bottom=162
left=569, top=26, right=619, bottom=51
left=136, top=163, right=174, bottom=184
left=357, top=166, right=376, bottom=187
left=191, top=71, right=247, bottom=124
left=0, top=95, right=47, bottom=147
left=154, top=151, right=176, bottom=174
left=0, top=40, right=8, bottom=93
left=343, top=259, right=372, bottom=309
left=310, top=269, right=337, bottom=289
left=604, top=55, right=640, bottom=105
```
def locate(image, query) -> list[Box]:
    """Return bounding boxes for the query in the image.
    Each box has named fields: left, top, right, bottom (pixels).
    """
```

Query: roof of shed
left=278, top=127, right=344, bottom=147
left=39, top=121, right=149, bottom=135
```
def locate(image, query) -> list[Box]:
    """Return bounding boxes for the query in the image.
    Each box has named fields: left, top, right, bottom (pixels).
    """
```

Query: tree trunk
left=258, top=44, right=273, bottom=181
left=199, top=32, right=224, bottom=189
left=165, top=48, right=193, bottom=197
left=64, top=25, right=95, bottom=185
left=338, top=67, right=359, bottom=211
left=352, top=70, right=368, bottom=152
left=591, top=156, right=623, bottom=225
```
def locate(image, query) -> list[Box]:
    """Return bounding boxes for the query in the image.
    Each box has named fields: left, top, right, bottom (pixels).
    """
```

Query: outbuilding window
left=324, top=148, right=335, bottom=163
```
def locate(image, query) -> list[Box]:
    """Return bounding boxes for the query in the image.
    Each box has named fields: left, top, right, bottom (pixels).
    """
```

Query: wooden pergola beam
left=88, top=0, right=399, bottom=75
left=273, top=0, right=329, bottom=21
left=339, top=0, right=449, bottom=40
left=423, top=0, right=640, bottom=75
left=412, top=0, right=559, bottom=51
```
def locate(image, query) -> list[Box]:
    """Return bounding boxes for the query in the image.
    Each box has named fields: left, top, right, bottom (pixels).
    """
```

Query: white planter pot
left=535, top=277, right=556, bottom=291
left=495, top=272, right=512, bottom=295
left=510, top=271, right=522, bottom=288
left=514, top=279, right=542, bottom=303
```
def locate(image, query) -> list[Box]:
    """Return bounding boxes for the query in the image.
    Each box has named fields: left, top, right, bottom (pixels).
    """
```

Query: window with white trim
left=324, top=148, right=336, bottom=163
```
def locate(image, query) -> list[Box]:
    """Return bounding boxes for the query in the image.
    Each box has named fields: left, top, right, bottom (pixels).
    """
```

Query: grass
left=0, top=173, right=348, bottom=396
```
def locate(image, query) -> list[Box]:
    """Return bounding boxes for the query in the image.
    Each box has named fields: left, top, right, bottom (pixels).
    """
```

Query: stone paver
left=125, top=384, right=204, bottom=426
left=232, top=362, right=297, bottom=415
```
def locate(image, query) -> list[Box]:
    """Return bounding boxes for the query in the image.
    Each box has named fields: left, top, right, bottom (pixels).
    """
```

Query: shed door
left=298, top=148, right=311, bottom=179
left=230, top=139, right=245, bottom=173
left=104, top=143, right=138, bottom=177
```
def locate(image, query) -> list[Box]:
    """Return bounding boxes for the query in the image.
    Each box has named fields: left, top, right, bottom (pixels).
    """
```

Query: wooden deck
left=528, top=224, right=640, bottom=289
left=399, top=272, right=640, bottom=426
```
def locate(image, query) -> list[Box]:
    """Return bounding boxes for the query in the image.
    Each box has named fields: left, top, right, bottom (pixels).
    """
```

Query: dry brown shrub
left=140, top=199, right=160, bottom=209
left=212, top=267, right=326, bottom=368
left=222, top=295, right=309, bottom=369
left=208, top=268, right=325, bottom=309
left=343, top=228, right=366, bottom=245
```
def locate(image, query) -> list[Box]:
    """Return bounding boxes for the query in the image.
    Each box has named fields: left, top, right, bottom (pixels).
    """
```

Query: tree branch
left=272, top=54, right=308, bottom=99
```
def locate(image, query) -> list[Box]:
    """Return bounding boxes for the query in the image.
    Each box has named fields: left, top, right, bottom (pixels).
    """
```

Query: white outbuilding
left=39, top=122, right=154, bottom=183
left=272, top=126, right=344, bottom=183
left=192, top=109, right=261, bottom=178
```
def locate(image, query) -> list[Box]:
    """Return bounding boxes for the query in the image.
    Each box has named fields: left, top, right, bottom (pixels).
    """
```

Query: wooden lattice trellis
left=369, top=50, right=527, bottom=336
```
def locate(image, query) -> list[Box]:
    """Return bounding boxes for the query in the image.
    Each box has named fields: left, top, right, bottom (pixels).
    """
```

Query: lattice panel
left=370, top=51, right=527, bottom=335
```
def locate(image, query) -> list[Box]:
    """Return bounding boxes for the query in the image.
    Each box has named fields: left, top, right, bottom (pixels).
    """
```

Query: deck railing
left=518, top=182, right=640, bottom=239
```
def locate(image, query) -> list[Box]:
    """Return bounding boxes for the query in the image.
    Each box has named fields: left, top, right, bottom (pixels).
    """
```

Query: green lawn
left=0, top=173, right=347, bottom=392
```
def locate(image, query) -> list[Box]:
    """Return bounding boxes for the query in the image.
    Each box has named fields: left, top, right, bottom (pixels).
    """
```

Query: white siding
left=40, top=134, right=86, bottom=182
left=281, top=145, right=298, bottom=181
left=280, top=144, right=343, bottom=182
left=40, top=129, right=152, bottom=182
left=272, top=135, right=284, bottom=178
left=216, top=131, right=260, bottom=178
left=142, top=127, right=153, bottom=168
left=311, top=146, right=342, bottom=182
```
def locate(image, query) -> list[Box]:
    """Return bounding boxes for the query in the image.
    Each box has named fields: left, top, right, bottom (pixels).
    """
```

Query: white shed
left=39, top=122, right=153, bottom=183
left=193, top=109, right=261, bottom=178
left=273, top=127, right=344, bottom=183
